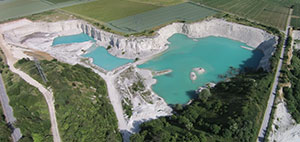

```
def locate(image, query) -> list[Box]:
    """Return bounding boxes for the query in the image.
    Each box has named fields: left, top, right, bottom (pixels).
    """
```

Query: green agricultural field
left=291, top=18, right=300, bottom=29
left=292, top=4, right=300, bottom=17
left=193, top=0, right=290, bottom=30
left=128, top=0, right=185, bottom=6
left=46, top=0, right=74, bottom=4
left=62, top=0, right=160, bottom=22
left=266, top=0, right=300, bottom=7
left=107, top=2, right=218, bottom=34
left=25, top=10, right=74, bottom=22
left=0, top=0, right=90, bottom=22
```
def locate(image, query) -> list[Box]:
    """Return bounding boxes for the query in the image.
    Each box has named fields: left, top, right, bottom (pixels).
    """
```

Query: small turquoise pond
left=138, top=34, right=264, bottom=104
left=52, top=33, right=94, bottom=46
left=52, top=33, right=133, bottom=71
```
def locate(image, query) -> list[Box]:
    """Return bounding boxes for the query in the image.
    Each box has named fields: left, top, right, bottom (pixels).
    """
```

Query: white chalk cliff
left=3, top=19, right=277, bottom=70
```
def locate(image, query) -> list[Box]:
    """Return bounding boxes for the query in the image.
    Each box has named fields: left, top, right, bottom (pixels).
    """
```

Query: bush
left=211, top=124, right=221, bottom=134
left=198, top=89, right=211, bottom=102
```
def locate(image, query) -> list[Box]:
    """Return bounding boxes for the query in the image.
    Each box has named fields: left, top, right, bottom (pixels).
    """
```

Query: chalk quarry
left=1, top=18, right=278, bottom=140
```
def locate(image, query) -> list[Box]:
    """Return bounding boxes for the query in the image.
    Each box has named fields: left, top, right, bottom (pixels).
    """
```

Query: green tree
left=198, top=89, right=211, bottom=102
left=211, top=124, right=221, bottom=134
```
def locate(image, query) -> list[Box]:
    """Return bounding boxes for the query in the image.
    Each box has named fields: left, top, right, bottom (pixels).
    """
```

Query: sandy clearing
left=269, top=101, right=300, bottom=142
left=24, top=50, right=54, bottom=61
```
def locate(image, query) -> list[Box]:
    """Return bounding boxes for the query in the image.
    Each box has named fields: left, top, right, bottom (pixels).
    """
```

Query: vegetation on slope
left=131, top=72, right=275, bottom=142
left=0, top=51, right=52, bottom=142
left=0, top=102, right=11, bottom=142
left=131, top=16, right=284, bottom=142
left=283, top=53, right=300, bottom=123
left=280, top=35, right=300, bottom=123
left=16, top=59, right=122, bottom=142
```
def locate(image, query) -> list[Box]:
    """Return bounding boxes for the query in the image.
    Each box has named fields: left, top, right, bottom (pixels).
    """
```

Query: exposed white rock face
left=93, top=19, right=276, bottom=71
left=293, top=30, right=300, bottom=50
left=193, top=67, right=205, bottom=74
left=80, top=19, right=277, bottom=71
left=207, top=82, right=216, bottom=88
left=3, top=19, right=277, bottom=71
left=115, top=67, right=172, bottom=133
left=293, top=30, right=300, bottom=40
left=190, top=72, right=197, bottom=81
left=269, top=102, right=300, bottom=142
left=195, top=87, right=206, bottom=94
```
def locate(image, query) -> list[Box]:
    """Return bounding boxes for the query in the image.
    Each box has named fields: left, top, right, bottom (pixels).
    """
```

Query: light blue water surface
left=138, top=34, right=264, bottom=104
left=83, top=47, right=133, bottom=71
left=52, top=33, right=133, bottom=71
left=52, top=33, right=94, bottom=46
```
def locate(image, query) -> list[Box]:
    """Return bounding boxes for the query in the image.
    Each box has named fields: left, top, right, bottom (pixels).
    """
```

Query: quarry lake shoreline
left=1, top=18, right=278, bottom=139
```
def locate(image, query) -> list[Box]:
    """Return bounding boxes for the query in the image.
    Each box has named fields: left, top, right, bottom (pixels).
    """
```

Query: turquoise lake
left=53, top=33, right=264, bottom=104
left=83, top=47, right=133, bottom=71
left=52, top=33, right=133, bottom=71
left=138, top=34, right=264, bottom=104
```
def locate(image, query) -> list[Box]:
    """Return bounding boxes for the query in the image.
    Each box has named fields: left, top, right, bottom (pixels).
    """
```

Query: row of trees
left=0, top=107, right=11, bottom=142
left=0, top=51, right=12, bottom=142
left=279, top=34, right=300, bottom=123
left=282, top=49, right=300, bottom=123
left=0, top=53, right=11, bottom=141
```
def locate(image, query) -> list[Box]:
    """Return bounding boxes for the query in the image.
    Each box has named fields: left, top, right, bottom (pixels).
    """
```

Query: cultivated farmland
left=46, top=0, right=75, bottom=4
left=128, top=0, right=186, bottom=6
left=271, top=0, right=300, bottom=7
left=290, top=4, right=300, bottom=29
left=0, top=0, right=90, bottom=22
left=62, top=0, right=160, bottom=22
left=291, top=18, right=300, bottom=29
left=193, top=0, right=290, bottom=30
left=107, top=2, right=217, bottom=34
left=292, top=4, right=300, bottom=17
